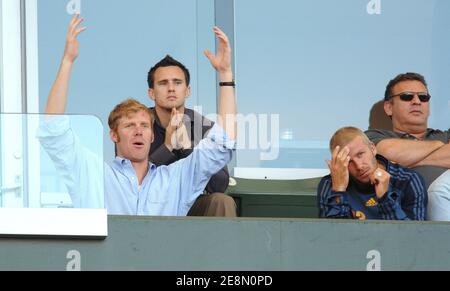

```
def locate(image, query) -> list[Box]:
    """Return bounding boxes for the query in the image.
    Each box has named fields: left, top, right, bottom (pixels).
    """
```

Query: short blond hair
left=329, top=127, right=372, bottom=152
left=108, top=99, right=154, bottom=132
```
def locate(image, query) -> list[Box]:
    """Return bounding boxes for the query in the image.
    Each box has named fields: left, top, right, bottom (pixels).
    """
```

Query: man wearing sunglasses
left=365, top=72, right=450, bottom=220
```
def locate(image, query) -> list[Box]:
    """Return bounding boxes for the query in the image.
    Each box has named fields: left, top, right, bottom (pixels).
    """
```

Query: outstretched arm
left=38, top=16, right=103, bottom=209
left=170, top=28, right=237, bottom=208
left=45, top=15, right=86, bottom=115
left=204, top=27, right=236, bottom=140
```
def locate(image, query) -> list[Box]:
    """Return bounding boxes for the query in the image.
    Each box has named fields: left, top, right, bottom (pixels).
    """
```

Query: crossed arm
left=412, top=143, right=450, bottom=168
left=376, top=139, right=450, bottom=168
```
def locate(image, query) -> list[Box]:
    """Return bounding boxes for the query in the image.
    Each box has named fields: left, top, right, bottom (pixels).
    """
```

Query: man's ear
left=384, top=100, right=393, bottom=117
left=110, top=129, right=119, bottom=143
left=148, top=88, right=155, bottom=101
left=370, top=142, right=377, bottom=156
left=186, top=86, right=191, bottom=98
left=150, top=131, right=155, bottom=144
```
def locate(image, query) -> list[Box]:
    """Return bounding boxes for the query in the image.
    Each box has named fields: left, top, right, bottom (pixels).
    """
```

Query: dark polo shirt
left=365, top=128, right=450, bottom=188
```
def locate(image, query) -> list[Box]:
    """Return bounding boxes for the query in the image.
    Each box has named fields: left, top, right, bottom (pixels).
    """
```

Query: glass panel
left=0, top=2, right=2, bottom=206
left=0, top=0, right=3, bottom=112
left=234, top=0, right=450, bottom=172
left=0, top=113, right=105, bottom=209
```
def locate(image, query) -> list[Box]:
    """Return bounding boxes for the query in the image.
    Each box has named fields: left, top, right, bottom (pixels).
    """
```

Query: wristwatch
left=219, top=81, right=235, bottom=87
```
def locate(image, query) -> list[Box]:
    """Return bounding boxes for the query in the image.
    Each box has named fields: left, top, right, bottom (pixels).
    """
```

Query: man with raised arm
left=146, top=53, right=236, bottom=217
left=37, top=15, right=237, bottom=216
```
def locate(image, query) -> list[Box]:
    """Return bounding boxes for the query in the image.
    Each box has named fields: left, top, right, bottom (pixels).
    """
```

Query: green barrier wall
left=227, top=178, right=320, bottom=218
left=1, top=216, right=450, bottom=271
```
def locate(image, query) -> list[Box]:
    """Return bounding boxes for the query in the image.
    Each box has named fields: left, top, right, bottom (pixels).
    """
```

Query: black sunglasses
left=389, top=92, right=431, bottom=102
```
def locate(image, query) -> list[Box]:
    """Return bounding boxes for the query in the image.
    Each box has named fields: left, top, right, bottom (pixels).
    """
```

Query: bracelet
left=219, top=81, right=236, bottom=87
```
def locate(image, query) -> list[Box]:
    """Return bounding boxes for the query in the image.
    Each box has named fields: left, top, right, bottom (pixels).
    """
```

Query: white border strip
left=1, top=0, right=22, bottom=112
left=0, top=208, right=108, bottom=238
left=24, top=0, right=41, bottom=208
left=25, top=0, right=39, bottom=114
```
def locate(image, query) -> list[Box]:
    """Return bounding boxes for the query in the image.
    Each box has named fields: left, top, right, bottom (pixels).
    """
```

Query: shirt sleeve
left=365, top=129, right=398, bottom=145
left=150, top=143, right=178, bottom=166
left=317, top=176, right=352, bottom=219
left=36, top=115, right=104, bottom=209
left=404, top=172, right=427, bottom=220
left=170, top=124, right=236, bottom=206
left=427, top=169, right=450, bottom=221
left=205, top=166, right=230, bottom=194
left=377, top=190, right=409, bottom=220
left=378, top=172, right=427, bottom=221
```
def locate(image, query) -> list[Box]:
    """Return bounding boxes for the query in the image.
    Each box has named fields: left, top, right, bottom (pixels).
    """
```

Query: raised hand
left=164, top=108, right=191, bottom=151
left=370, top=168, right=391, bottom=199
left=45, top=15, right=86, bottom=115
left=63, top=14, right=86, bottom=64
left=326, top=146, right=351, bottom=192
left=204, top=27, right=232, bottom=77
left=204, top=26, right=236, bottom=140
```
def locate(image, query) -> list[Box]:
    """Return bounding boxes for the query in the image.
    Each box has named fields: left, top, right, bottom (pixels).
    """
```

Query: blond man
left=38, top=15, right=236, bottom=216
left=318, top=127, right=427, bottom=220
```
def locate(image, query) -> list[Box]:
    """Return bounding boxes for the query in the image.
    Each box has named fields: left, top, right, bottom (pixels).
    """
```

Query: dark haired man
left=146, top=41, right=237, bottom=217
left=365, top=72, right=450, bottom=220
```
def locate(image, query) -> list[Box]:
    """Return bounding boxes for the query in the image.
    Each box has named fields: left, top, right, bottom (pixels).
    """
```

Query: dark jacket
left=317, top=155, right=427, bottom=220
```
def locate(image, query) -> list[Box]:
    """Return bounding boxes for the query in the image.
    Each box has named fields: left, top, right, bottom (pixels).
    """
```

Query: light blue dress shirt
left=427, top=169, right=450, bottom=221
left=37, top=116, right=235, bottom=216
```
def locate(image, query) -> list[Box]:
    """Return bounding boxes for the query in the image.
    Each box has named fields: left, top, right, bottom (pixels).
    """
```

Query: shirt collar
left=113, top=156, right=156, bottom=171
left=114, top=156, right=128, bottom=166
left=424, top=128, right=442, bottom=138
left=397, top=128, right=439, bottom=140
